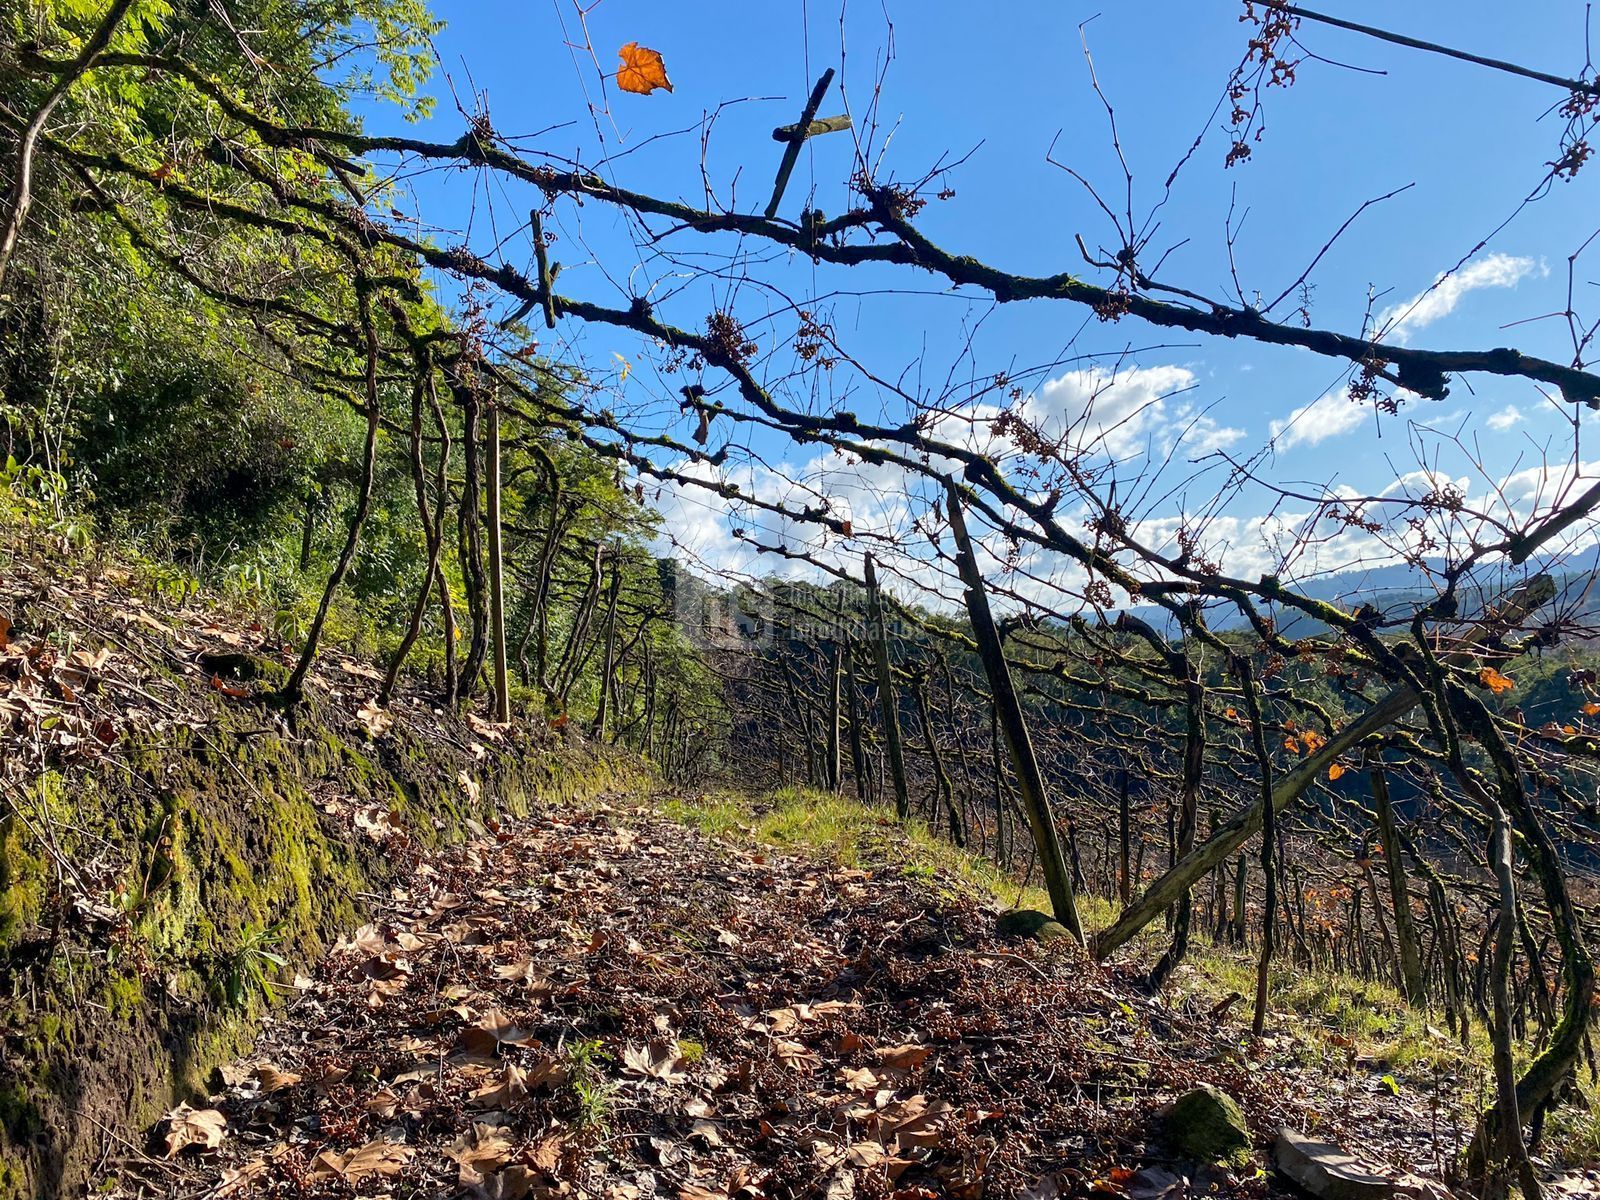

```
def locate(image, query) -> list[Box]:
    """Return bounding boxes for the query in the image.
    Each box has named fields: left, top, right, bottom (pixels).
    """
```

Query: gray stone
left=1275, top=1128, right=1395, bottom=1200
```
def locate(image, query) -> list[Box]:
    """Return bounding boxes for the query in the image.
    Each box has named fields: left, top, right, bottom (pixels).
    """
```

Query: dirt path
left=108, top=798, right=1338, bottom=1200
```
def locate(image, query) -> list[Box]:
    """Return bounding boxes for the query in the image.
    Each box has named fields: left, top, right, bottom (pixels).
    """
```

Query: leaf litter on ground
left=107, top=799, right=1458, bottom=1199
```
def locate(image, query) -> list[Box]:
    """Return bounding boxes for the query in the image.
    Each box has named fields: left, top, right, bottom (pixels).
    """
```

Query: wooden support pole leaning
left=764, top=68, right=851, bottom=219
left=826, top=636, right=843, bottom=793
left=863, top=552, right=911, bottom=820
left=944, top=480, right=1085, bottom=945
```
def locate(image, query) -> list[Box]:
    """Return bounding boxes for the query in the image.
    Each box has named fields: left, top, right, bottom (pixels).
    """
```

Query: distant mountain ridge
left=1125, top=542, right=1600, bottom=636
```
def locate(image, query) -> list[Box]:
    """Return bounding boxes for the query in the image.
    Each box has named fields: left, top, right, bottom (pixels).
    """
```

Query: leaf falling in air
left=616, top=42, right=673, bottom=95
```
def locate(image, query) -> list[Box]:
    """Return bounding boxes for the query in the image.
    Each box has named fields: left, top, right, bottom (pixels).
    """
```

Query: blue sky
left=359, top=1, right=1600, bottom=607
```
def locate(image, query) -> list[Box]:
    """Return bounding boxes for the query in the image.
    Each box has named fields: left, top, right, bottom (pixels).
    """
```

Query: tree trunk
left=381, top=359, right=451, bottom=704
left=825, top=636, right=843, bottom=793
left=455, top=384, right=489, bottom=700
left=282, top=284, right=383, bottom=704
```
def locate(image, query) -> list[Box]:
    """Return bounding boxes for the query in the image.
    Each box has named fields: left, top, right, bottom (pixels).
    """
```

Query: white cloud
left=1269, top=388, right=1367, bottom=449
left=1486, top=404, right=1523, bottom=431
left=1025, top=365, right=1242, bottom=461
left=1376, top=253, right=1537, bottom=344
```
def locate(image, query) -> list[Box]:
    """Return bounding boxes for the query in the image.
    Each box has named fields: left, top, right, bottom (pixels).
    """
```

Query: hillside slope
left=0, top=532, right=644, bottom=1199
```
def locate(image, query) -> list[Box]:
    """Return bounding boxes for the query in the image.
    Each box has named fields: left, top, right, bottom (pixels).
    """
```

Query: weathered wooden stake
left=863, top=553, right=911, bottom=819
left=486, top=398, right=511, bottom=723
left=944, top=481, right=1083, bottom=943
left=765, top=68, right=852, bottom=218
left=1372, top=765, right=1427, bottom=1004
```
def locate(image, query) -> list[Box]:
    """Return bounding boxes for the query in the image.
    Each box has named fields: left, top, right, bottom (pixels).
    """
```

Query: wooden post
left=826, top=637, right=843, bottom=793
left=944, top=481, right=1083, bottom=943
left=863, top=553, right=911, bottom=819
left=591, top=549, right=621, bottom=739
left=1372, top=765, right=1427, bottom=1004
left=1118, top=767, right=1133, bottom=908
left=486, top=397, right=511, bottom=723
left=845, top=646, right=869, bottom=801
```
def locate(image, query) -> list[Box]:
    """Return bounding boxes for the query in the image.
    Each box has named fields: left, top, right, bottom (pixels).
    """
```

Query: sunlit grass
left=662, top=786, right=1122, bottom=932
left=1179, top=941, right=1486, bottom=1073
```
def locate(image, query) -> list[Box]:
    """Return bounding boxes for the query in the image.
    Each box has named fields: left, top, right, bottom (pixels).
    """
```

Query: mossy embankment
left=0, top=671, right=647, bottom=1200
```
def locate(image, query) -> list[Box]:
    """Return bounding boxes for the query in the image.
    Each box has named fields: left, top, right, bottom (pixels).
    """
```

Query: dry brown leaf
left=356, top=697, right=393, bottom=738
left=774, top=1039, right=821, bottom=1072
left=469, top=1062, right=530, bottom=1109
left=365, top=1087, right=402, bottom=1117
left=874, top=1043, right=931, bottom=1072
left=690, top=1118, right=725, bottom=1146
left=528, top=1132, right=564, bottom=1173
left=839, top=1065, right=881, bottom=1091
left=251, top=1064, right=301, bottom=1093
left=475, top=1007, right=540, bottom=1047
left=310, top=1138, right=414, bottom=1182
left=445, top=1122, right=516, bottom=1174
left=624, top=1040, right=688, bottom=1080
left=879, top=1094, right=951, bottom=1148
left=213, top=1157, right=267, bottom=1196
left=162, top=1103, right=227, bottom=1157
left=463, top=1163, right=541, bottom=1200
left=467, top=713, right=509, bottom=742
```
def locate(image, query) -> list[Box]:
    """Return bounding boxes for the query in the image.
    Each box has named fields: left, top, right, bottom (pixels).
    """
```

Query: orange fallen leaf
left=617, top=42, right=673, bottom=95
left=1327, top=763, right=1346, bottom=781
left=210, top=673, right=251, bottom=699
